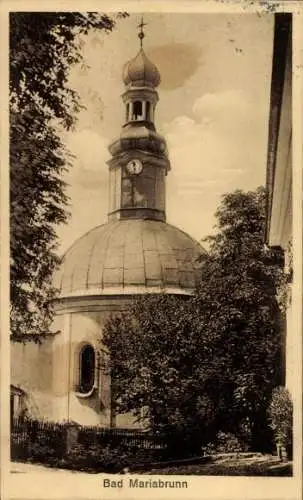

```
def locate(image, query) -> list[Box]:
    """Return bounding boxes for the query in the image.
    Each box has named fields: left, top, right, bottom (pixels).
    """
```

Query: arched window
left=126, top=102, right=130, bottom=121
left=133, top=101, right=143, bottom=120
left=78, top=344, right=95, bottom=394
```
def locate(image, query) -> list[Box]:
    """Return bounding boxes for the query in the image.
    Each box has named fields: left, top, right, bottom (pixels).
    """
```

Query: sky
left=57, top=12, right=275, bottom=253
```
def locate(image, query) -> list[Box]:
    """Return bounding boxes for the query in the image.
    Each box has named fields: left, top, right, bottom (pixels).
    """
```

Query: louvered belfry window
left=133, top=100, right=143, bottom=120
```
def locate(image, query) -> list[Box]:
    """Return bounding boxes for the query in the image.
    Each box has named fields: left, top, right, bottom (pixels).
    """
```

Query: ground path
left=5, top=457, right=293, bottom=500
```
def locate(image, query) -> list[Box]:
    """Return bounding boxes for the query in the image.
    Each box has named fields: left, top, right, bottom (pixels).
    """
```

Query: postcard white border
left=1, top=1, right=302, bottom=500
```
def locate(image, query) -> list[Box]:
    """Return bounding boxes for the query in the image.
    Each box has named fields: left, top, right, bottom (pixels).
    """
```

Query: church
left=10, top=25, right=204, bottom=427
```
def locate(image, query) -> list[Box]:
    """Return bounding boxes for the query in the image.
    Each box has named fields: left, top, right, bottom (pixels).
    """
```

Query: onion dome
left=53, top=219, right=205, bottom=298
left=123, top=49, right=161, bottom=88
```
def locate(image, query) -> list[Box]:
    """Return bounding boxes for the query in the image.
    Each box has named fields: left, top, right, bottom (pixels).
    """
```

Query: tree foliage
left=103, top=187, right=286, bottom=452
left=195, top=187, right=285, bottom=449
left=104, top=294, right=219, bottom=454
left=10, top=12, right=126, bottom=340
left=268, top=386, right=293, bottom=453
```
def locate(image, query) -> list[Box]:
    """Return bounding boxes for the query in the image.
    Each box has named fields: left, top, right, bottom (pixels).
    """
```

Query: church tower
left=107, top=19, right=170, bottom=222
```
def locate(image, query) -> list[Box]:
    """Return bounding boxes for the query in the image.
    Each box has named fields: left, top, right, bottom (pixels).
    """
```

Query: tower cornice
left=108, top=124, right=169, bottom=163
left=121, top=87, right=159, bottom=103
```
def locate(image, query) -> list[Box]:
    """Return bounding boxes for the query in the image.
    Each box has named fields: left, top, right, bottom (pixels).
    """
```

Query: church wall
left=47, top=306, right=112, bottom=425
left=50, top=297, right=147, bottom=428
left=10, top=295, right=144, bottom=427
left=68, top=310, right=109, bottom=426
left=114, top=413, right=145, bottom=429
left=49, top=313, right=72, bottom=421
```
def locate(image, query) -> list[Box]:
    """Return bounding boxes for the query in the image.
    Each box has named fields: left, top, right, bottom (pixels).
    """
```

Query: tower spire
left=137, top=16, right=147, bottom=49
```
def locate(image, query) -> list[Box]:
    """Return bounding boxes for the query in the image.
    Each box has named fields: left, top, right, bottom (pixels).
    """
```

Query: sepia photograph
left=2, top=1, right=302, bottom=499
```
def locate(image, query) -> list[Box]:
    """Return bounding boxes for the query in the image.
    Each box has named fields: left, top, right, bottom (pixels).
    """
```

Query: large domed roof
left=54, top=220, right=205, bottom=298
left=123, top=49, right=161, bottom=88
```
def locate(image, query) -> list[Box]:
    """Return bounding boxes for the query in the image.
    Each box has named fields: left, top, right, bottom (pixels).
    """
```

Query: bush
left=59, top=443, right=164, bottom=472
left=30, top=442, right=60, bottom=461
left=267, top=386, right=293, bottom=459
left=27, top=442, right=165, bottom=472
left=61, top=444, right=127, bottom=472
left=204, top=431, right=247, bottom=455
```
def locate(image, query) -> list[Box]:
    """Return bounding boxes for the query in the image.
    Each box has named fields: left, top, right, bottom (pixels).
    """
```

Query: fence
left=77, top=425, right=165, bottom=450
left=11, top=418, right=166, bottom=463
left=11, top=418, right=67, bottom=460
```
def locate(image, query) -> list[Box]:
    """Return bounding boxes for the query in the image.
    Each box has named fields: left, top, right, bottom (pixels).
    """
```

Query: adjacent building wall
left=11, top=336, right=55, bottom=420
left=265, top=14, right=293, bottom=395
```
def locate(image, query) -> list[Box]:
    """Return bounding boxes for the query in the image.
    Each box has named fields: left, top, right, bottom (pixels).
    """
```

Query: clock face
left=126, top=158, right=143, bottom=175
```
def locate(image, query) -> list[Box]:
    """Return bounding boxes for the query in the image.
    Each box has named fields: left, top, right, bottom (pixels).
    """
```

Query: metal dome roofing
left=54, top=219, right=205, bottom=298
left=123, top=49, right=161, bottom=88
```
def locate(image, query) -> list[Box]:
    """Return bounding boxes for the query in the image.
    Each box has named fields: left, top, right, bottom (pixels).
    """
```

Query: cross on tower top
left=137, top=16, right=147, bottom=48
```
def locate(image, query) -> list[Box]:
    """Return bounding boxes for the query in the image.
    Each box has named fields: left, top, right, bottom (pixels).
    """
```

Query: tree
left=10, top=12, right=127, bottom=340
left=103, top=187, right=285, bottom=452
left=103, top=294, right=218, bottom=456
left=196, top=187, right=285, bottom=450
left=268, top=386, right=293, bottom=460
